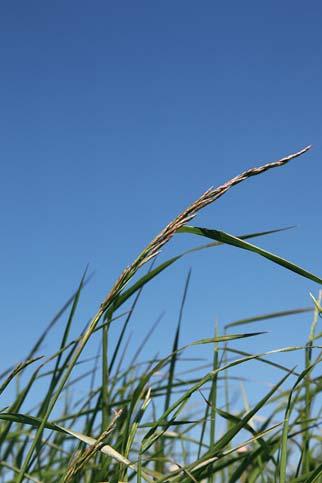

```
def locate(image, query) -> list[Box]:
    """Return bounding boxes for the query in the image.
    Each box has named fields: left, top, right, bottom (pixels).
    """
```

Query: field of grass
left=1, top=145, right=322, bottom=482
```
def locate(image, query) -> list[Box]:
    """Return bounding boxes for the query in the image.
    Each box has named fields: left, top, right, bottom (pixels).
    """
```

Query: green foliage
left=1, top=147, right=322, bottom=482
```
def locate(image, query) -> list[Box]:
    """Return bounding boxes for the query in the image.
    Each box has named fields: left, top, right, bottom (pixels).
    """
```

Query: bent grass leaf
left=0, top=412, right=134, bottom=468
left=114, top=227, right=292, bottom=313
left=0, top=357, right=43, bottom=397
left=179, top=226, right=322, bottom=285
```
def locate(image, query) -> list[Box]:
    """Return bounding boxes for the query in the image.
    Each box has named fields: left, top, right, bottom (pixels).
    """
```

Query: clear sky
left=1, top=2, right=322, bottom=402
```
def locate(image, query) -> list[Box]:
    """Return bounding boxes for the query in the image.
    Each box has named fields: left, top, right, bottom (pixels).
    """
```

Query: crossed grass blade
left=0, top=145, right=315, bottom=481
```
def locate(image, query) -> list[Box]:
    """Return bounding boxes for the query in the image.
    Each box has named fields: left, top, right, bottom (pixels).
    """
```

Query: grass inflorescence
left=1, top=145, right=322, bottom=482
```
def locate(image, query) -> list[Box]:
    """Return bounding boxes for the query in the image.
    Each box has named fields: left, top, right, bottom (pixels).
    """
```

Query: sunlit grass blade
left=179, top=226, right=322, bottom=285
left=181, top=225, right=295, bottom=255
left=114, top=227, right=296, bottom=314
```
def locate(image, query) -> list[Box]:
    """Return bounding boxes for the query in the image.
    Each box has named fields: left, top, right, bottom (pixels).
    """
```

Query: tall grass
left=1, top=145, right=322, bottom=482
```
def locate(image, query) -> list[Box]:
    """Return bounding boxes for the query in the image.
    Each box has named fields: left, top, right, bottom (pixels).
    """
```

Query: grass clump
left=1, top=145, right=322, bottom=482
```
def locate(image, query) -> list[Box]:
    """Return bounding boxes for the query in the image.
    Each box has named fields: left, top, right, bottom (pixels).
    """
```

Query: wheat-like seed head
left=100, top=145, right=311, bottom=312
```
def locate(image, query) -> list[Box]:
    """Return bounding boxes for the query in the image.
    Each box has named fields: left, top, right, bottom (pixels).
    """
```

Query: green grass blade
left=225, top=307, right=313, bottom=330
left=0, top=357, right=42, bottom=397
left=279, top=363, right=318, bottom=483
left=164, top=270, right=191, bottom=413
left=179, top=226, right=322, bottom=285
left=114, top=227, right=292, bottom=313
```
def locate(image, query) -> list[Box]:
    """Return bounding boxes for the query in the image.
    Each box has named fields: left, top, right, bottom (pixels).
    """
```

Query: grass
left=1, top=145, right=322, bottom=482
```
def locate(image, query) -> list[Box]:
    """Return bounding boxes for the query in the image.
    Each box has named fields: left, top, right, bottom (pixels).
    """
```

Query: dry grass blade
left=63, top=409, right=123, bottom=482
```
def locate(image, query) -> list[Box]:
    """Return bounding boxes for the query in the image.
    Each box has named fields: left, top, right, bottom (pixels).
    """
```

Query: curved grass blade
left=225, top=307, right=313, bottom=330
left=13, top=147, right=310, bottom=481
left=114, top=227, right=295, bottom=314
left=0, top=357, right=43, bottom=397
left=179, top=226, right=322, bottom=285
left=181, top=225, right=295, bottom=255
left=0, top=412, right=133, bottom=467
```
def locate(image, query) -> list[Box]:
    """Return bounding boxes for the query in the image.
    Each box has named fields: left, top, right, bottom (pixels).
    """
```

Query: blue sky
left=0, top=2, right=322, bottom=402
